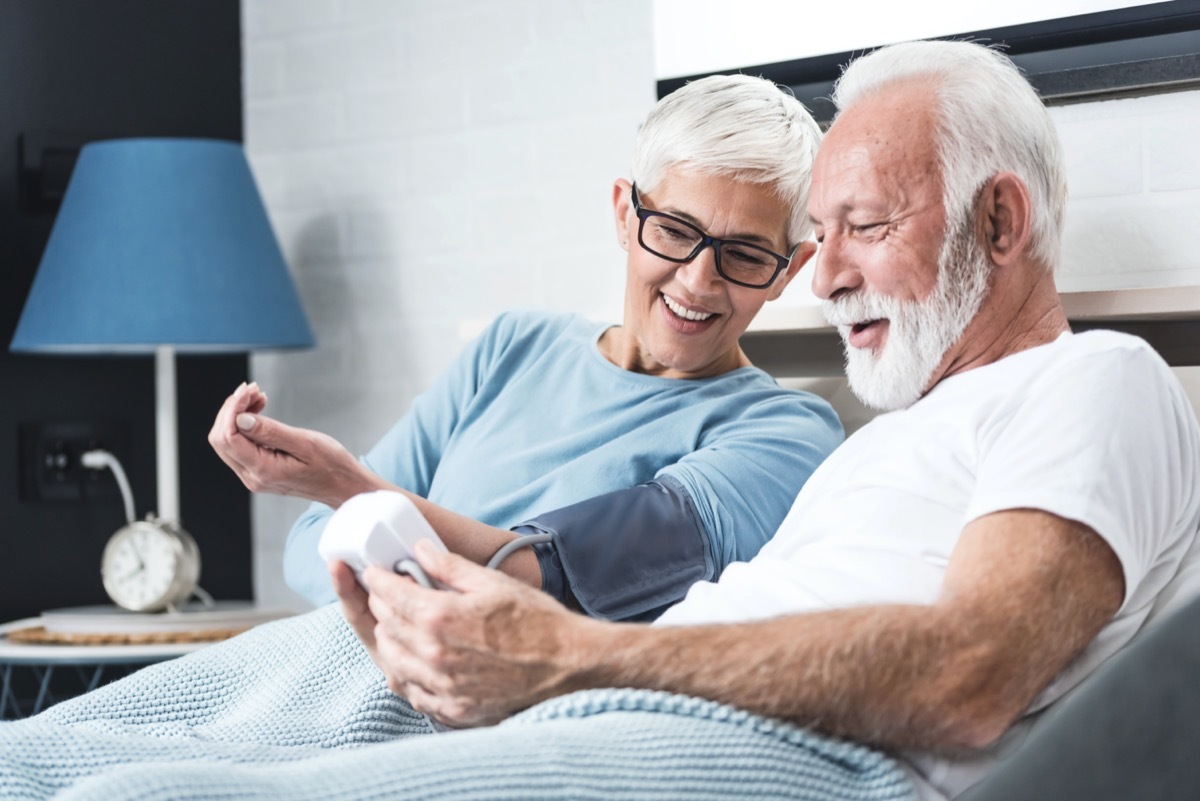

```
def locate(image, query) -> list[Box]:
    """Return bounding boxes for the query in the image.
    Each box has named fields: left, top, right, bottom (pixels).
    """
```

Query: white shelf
left=1060, top=286, right=1200, bottom=321
left=741, top=287, right=1200, bottom=377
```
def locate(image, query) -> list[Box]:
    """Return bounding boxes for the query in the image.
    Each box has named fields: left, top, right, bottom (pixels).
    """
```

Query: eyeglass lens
left=640, top=215, right=782, bottom=288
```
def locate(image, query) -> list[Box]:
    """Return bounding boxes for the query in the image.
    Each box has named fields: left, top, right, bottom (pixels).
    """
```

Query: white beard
left=822, top=223, right=992, bottom=411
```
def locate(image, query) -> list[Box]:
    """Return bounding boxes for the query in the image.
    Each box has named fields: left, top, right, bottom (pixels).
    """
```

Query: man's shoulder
left=1054, top=329, right=1161, bottom=360
left=989, top=329, right=1169, bottom=388
left=1042, top=329, right=1174, bottom=391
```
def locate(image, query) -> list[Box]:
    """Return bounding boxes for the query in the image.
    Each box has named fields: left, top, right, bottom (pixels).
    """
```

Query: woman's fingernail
left=236, top=413, right=256, bottom=431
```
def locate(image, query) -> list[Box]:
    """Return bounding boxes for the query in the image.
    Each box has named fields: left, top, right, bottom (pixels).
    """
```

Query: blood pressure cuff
left=511, top=475, right=713, bottom=622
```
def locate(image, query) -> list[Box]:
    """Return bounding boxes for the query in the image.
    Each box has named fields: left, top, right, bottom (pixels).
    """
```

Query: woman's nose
left=674, top=243, right=723, bottom=294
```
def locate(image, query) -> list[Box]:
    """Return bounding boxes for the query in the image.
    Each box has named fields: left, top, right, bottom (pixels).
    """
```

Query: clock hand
left=114, top=564, right=145, bottom=584
left=127, top=540, right=147, bottom=571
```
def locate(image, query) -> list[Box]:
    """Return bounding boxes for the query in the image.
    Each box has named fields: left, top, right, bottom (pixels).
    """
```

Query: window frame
left=655, top=1, right=1200, bottom=121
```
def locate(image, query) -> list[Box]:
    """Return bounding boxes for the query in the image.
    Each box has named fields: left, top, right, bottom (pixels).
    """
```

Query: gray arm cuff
left=511, top=475, right=713, bottom=622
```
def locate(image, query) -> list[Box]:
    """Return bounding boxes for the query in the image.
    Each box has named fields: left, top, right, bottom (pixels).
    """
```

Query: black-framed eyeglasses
left=630, top=183, right=797, bottom=289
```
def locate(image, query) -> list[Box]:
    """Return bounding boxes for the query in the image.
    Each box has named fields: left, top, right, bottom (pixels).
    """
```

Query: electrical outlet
left=18, top=421, right=130, bottom=502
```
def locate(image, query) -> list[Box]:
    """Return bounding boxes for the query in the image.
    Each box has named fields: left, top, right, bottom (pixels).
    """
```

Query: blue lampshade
left=10, top=138, right=314, bottom=353
left=10, top=138, right=314, bottom=529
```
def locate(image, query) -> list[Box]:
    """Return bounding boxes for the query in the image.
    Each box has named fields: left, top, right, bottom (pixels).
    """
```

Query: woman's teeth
left=662, top=294, right=713, bottom=321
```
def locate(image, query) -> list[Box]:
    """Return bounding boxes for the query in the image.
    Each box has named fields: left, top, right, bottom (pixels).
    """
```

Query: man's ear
left=980, top=172, right=1033, bottom=267
left=612, top=179, right=633, bottom=252
left=767, top=240, right=817, bottom=301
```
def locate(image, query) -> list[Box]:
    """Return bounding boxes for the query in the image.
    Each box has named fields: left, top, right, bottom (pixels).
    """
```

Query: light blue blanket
left=0, top=605, right=916, bottom=800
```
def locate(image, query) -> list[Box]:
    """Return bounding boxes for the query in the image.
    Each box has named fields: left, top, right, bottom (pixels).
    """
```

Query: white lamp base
left=155, top=345, right=180, bottom=524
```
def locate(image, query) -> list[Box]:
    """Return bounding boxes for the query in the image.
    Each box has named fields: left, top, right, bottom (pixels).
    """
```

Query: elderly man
left=326, top=39, right=1200, bottom=800
left=2, top=38, right=1197, bottom=801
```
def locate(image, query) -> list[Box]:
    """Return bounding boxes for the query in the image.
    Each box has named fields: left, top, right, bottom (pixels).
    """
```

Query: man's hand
left=335, top=541, right=596, bottom=728
left=330, top=559, right=385, bottom=666
left=208, top=382, right=386, bottom=507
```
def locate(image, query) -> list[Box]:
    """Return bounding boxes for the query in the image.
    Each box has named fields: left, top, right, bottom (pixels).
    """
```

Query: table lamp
left=10, top=138, right=314, bottom=548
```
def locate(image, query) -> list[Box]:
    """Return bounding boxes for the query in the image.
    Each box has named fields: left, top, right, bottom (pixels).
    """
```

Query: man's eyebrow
left=664, top=206, right=780, bottom=249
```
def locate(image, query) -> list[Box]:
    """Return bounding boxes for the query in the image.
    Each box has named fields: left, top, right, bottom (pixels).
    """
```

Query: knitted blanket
left=0, top=605, right=916, bottom=801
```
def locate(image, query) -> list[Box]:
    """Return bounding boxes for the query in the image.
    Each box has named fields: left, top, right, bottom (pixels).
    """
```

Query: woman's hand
left=336, top=541, right=598, bottom=728
left=208, top=382, right=386, bottom=507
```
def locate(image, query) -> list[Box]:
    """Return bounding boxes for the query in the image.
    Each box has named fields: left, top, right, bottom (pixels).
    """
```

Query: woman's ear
left=767, top=241, right=817, bottom=301
left=612, top=179, right=633, bottom=252
left=981, top=172, right=1033, bottom=267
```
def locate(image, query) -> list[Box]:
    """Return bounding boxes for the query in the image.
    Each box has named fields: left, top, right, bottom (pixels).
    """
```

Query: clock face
left=101, top=520, right=199, bottom=612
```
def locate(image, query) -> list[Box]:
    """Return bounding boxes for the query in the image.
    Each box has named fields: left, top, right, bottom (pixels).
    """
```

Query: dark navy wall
left=1, top=0, right=253, bottom=623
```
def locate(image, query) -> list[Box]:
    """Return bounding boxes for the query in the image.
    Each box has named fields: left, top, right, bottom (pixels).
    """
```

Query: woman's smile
left=660, top=292, right=718, bottom=325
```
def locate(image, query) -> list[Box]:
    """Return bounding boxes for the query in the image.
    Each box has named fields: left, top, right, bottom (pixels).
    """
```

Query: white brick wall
left=1054, top=89, right=1200, bottom=292
left=243, top=0, right=654, bottom=608
left=241, top=2, right=1200, bottom=606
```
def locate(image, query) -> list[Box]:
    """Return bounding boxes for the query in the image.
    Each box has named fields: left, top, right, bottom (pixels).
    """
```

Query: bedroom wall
left=0, top=0, right=253, bottom=624
left=242, top=0, right=656, bottom=607
left=241, top=2, right=1200, bottom=608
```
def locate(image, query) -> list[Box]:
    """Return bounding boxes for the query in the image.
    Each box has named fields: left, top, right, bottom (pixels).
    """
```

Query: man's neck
left=930, top=264, right=1070, bottom=389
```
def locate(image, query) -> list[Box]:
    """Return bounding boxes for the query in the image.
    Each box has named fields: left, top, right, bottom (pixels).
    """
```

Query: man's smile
left=847, top=318, right=888, bottom=350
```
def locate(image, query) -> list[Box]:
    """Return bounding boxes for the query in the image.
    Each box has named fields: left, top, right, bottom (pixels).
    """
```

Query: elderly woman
left=1, top=75, right=842, bottom=800
left=210, top=73, right=842, bottom=622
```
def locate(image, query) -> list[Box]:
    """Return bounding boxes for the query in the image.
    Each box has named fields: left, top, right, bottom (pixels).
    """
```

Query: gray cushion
left=959, top=593, right=1200, bottom=800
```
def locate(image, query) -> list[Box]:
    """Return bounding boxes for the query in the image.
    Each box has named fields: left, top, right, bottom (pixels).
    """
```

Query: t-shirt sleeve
left=966, top=338, right=1200, bottom=611
left=282, top=313, right=522, bottom=606
left=656, top=389, right=845, bottom=571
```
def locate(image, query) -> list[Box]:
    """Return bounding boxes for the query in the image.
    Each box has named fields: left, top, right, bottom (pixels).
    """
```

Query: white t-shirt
left=656, top=330, right=1200, bottom=800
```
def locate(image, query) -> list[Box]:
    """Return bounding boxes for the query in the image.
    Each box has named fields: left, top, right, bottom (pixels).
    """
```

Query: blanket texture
left=0, top=605, right=916, bottom=801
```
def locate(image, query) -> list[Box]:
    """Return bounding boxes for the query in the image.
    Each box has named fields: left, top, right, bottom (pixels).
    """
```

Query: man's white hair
left=631, top=73, right=823, bottom=245
left=832, top=40, right=1068, bottom=269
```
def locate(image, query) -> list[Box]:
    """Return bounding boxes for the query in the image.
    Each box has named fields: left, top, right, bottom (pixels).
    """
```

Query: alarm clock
left=100, top=517, right=202, bottom=613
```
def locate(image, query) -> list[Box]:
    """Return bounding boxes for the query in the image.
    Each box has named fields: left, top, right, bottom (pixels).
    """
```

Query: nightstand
left=0, top=620, right=206, bottom=719
left=0, top=603, right=293, bottom=719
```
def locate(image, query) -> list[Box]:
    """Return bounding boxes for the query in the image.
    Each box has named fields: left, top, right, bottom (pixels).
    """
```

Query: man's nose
left=810, top=232, right=861, bottom=301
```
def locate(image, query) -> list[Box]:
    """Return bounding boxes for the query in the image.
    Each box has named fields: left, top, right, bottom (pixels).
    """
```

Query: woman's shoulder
left=482, top=309, right=603, bottom=348
left=469, top=309, right=605, bottom=370
left=689, top=369, right=844, bottom=437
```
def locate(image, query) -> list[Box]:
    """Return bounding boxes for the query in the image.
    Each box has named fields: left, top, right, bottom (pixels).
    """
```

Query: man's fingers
left=331, top=561, right=377, bottom=649
left=415, top=540, right=507, bottom=593
left=366, top=568, right=426, bottom=629
left=374, top=631, right=441, bottom=692
left=365, top=565, right=447, bottom=629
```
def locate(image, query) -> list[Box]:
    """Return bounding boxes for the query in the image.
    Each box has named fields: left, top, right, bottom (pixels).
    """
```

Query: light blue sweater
left=285, top=310, right=843, bottom=607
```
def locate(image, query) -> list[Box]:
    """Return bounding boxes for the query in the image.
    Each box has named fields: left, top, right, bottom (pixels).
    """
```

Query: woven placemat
left=5, top=626, right=250, bottom=645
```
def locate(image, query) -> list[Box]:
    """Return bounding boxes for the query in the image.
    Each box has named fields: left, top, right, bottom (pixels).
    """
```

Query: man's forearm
left=571, top=513, right=1124, bottom=753
left=574, top=606, right=986, bottom=751
left=376, top=511, right=1121, bottom=746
